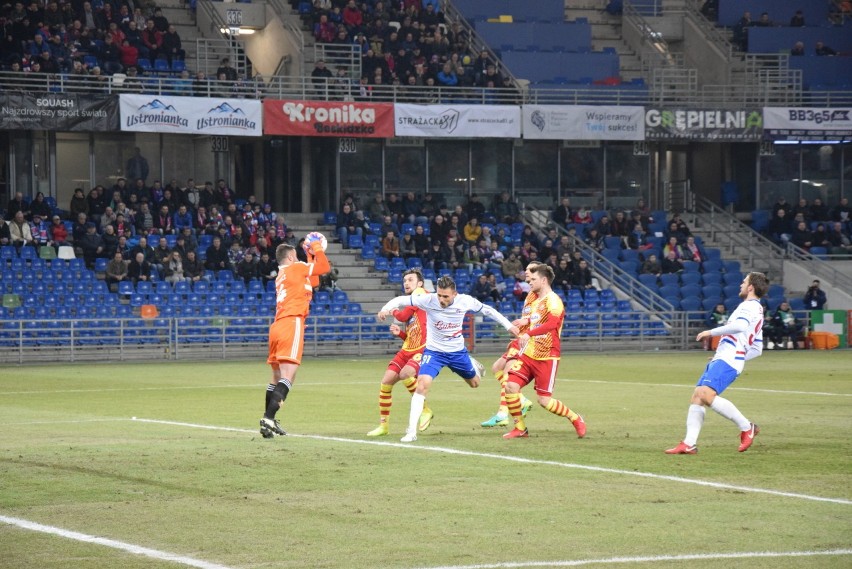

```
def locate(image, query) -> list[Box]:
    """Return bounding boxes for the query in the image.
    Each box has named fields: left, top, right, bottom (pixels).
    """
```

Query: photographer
left=768, top=301, right=804, bottom=350
left=803, top=279, right=827, bottom=310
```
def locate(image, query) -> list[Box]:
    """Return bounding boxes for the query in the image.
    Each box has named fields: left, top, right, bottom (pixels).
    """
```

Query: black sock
left=265, top=383, right=275, bottom=412
left=264, top=380, right=291, bottom=419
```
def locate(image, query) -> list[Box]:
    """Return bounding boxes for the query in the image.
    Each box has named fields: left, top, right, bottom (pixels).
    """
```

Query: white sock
left=408, top=393, right=425, bottom=434
left=683, top=404, right=705, bottom=446
left=710, top=396, right=751, bottom=431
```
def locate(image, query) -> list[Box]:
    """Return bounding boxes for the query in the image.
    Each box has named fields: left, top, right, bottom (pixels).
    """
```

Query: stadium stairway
left=563, top=2, right=643, bottom=83
left=286, top=213, right=401, bottom=314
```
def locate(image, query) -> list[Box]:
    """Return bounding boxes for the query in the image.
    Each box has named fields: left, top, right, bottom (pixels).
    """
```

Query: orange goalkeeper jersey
left=274, top=251, right=331, bottom=321
left=521, top=290, right=564, bottom=360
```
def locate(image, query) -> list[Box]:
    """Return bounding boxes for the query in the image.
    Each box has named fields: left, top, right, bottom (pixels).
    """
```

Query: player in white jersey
left=378, top=275, right=520, bottom=442
left=665, top=272, right=769, bottom=455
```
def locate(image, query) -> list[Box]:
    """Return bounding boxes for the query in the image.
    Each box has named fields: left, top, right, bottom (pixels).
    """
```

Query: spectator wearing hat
left=29, top=214, right=51, bottom=247
left=49, top=215, right=69, bottom=247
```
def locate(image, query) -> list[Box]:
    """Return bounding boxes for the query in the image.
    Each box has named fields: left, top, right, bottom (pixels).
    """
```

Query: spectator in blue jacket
left=173, top=204, right=193, bottom=233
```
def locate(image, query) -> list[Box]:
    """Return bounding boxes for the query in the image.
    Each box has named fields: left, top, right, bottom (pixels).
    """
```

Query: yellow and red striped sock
left=505, top=393, right=526, bottom=431
left=378, top=383, right=393, bottom=424
left=402, top=377, right=417, bottom=394
left=496, top=370, right=508, bottom=413
left=545, top=398, right=578, bottom=422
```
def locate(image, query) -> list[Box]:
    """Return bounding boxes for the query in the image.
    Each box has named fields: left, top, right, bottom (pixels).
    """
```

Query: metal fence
left=1, top=70, right=850, bottom=107
left=0, top=311, right=700, bottom=365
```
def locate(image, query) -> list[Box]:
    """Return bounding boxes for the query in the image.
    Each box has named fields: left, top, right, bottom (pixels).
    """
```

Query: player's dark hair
left=530, top=263, right=555, bottom=284
left=746, top=272, right=769, bottom=298
left=276, top=243, right=295, bottom=264
left=403, top=268, right=425, bottom=286
left=435, top=275, right=456, bottom=291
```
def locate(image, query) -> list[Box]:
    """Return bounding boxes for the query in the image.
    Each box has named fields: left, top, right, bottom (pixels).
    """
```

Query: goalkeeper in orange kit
left=260, top=236, right=330, bottom=438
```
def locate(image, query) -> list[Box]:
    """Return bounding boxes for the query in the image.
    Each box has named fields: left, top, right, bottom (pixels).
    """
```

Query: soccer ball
left=303, top=231, right=328, bottom=253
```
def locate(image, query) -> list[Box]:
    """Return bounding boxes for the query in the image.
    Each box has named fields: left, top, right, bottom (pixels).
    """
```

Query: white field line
left=408, top=549, right=852, bottom=569
left=131, top=418, right=852, bottom=506
left=2, top=379, right=849, bottom=397
left=0, top=514, right=235, bottom=569
left=563, top=378, right=852, bottom=397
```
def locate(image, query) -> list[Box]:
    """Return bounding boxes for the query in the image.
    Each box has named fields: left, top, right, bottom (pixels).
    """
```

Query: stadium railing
left=2, top=70, right=849, bottom=107
left=0, top=311, right=698, bottom=365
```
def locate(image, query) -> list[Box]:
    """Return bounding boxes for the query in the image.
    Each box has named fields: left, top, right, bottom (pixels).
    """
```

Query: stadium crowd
left=1, top=176, right=297, bottom=289
left=301, top=0, right=513, bottom=100
left=762, top=196, right=852, bottom=255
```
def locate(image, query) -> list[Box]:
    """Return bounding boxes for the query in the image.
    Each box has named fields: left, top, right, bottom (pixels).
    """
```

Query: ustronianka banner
left=522, top=105, right=644, bottom=140
left=0, top=92, right=118, bottom=131
left=120, top=94, right=262, bottom=135
left=644, top=108, right=763, bottom=140
left=763, top=107, right=852, bottom=141
left=263, top=100, right=394, bottom=137
left=394, top=104, right=521, bottom=138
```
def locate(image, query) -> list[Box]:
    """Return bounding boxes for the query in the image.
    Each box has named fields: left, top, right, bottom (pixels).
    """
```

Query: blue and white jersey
left=381, top=293, right=513, bottom=353
left=712, top=298, right=764, bottom=374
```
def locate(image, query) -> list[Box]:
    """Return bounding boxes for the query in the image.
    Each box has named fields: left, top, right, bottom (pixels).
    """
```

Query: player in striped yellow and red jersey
left=480, top=262, right=543, bottom=428
left=502, top=263, right=586, bottom=440
left=366, top=269, right=435, bottom=437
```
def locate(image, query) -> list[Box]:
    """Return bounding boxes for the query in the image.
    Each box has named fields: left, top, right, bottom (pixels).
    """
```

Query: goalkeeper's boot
left=571, top=415, right=587, bottom=438
left=418, top=408, right=434, bottom=432
left=260, top=417, right=287, bottom=436
left=481, top=413, right=510, bottom=428
left=738, top=423, right=759, bottom=452
left=366, top=424, right=389, bottom=437
left=664, top=441, right=697, bottom=455
left=400, top=429, right=417, bottom=443
left=502, top=428, right=529, bottom=439
left=521, top=397, right=534, bottom=417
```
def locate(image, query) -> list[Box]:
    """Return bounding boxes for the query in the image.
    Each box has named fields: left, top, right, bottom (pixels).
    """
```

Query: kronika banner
left=763, top=107, right=852, bottom=141
left=263, top=100, right=394, bottom=137
left=522, top=105, right=644, bottom=140
left=0, top=92, right=118, bottom=131
left=394, top=104, right=521, bottom=138
left=644, top=108, right=763, bottom=141
left=120, top=95, right=262, bottom=135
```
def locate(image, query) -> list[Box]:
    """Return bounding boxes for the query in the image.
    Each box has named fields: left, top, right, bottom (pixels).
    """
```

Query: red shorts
left=387, top=349, right=424, bottom=376
left=500, top=339, right=520, bottom=362
left=506, top=354, right=559, bottom=396
left=267, top=316, right=305, bottom=366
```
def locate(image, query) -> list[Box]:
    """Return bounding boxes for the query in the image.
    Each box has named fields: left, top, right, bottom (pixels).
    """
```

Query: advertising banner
left=0, top=92, right=118, bottom=131
left=763, top=107, right=852, bottom=141
left=644, top=108, right=763, bottom=141
left=120, top=94, right=262, bottom=136
left=394, top=104, right=521, bottom=138
left=522, top=105, right=644, bottom=140
left=263, top=100, right=394, bottom=137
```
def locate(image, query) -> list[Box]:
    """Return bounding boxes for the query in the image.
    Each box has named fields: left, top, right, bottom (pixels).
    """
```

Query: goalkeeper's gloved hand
left=309, top=240, right=325, bottom=254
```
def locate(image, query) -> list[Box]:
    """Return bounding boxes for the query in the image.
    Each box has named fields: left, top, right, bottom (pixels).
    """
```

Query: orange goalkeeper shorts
left=267, top=316, right=305, bottom=366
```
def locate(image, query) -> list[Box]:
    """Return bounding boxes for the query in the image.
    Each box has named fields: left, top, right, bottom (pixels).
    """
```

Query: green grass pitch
left=1, top=351, right=850, bottom=569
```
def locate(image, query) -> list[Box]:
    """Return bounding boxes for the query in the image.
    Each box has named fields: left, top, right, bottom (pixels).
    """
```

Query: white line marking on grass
left=131, top=418, right=852, bottom=506
left=407, top=549, right=852, bottom=569
left=565, top=378, right=852, bottom=397
left=0, top=382, right=376, bottom=396
left=0, top=515, right=236, bottom=569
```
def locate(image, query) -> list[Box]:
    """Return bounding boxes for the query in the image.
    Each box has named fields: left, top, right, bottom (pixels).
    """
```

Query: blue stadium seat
left=723, top=272, right=743, bottom=286
left=638, top=274, right=658, bottom=289
left=659, top=273, right=679, bottom=287
left=701, top=273, right=722, bottom=286
left=374, top=257, right=389, bottom=271
left=702, top=285, right=723, bottom=301
left=680, top=272, right=701, bottom=286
